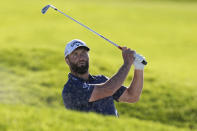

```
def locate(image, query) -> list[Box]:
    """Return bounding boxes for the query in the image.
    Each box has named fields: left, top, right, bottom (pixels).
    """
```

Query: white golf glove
left=133, top=54, right=146, bottom=70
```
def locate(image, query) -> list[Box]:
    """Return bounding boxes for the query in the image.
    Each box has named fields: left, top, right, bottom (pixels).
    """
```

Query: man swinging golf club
left=62, top=39, right=146, bottom=117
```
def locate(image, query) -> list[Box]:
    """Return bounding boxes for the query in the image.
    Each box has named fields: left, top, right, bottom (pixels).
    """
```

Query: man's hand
left=122, top=47, right=136, bottom=66
left=134, top=54, right=146, bottom=70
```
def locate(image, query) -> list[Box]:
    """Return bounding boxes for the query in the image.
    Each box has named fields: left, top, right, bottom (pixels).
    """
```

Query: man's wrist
left=134, top=68, right=144, bottom=71
left=134, top=69, right=144, bottom=77
left=134, top=65, right=144, bottom=70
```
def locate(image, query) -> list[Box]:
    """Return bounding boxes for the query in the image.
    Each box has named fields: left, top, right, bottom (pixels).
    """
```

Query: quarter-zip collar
left=68, top=73, right=95, bottom=82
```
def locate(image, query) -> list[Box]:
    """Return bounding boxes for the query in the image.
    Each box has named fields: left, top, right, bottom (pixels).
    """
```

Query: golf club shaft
left=45, top=5, right=147, bottom=65
left=54, top=9, right=122, bottom=50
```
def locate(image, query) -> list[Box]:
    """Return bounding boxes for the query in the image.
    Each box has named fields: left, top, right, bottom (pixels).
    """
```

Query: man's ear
left=65, top=57, right=70, bottom=65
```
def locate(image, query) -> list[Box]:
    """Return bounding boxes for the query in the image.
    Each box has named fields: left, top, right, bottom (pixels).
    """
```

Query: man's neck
left=71, top=71, right=89, bottom=81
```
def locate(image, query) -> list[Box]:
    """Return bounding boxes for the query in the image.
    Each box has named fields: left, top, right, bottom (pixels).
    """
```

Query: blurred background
left=0, top=0, right=197, bottom=130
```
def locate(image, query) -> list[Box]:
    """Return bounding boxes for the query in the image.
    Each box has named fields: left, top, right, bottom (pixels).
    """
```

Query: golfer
left=62, top=39, right=146, bottom=117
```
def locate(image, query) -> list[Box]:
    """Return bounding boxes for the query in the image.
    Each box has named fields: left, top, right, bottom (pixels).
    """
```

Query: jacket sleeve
left=112, top=86, right=127, bottom=102
left=101, top=75, right=127, bottom=102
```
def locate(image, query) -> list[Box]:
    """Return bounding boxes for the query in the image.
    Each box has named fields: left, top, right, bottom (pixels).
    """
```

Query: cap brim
left=75, top=46, right=90, bottom=51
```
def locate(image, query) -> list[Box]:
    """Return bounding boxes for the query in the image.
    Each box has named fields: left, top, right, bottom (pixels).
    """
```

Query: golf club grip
left=118, top=46, right=122, bottom=50
left=118, top=46, right=148, bottom=65
left=142, top=60, right=147, bottom=65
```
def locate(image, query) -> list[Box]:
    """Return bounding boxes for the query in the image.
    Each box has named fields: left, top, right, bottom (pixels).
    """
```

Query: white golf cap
left=64, top=39, right=90, bottom=57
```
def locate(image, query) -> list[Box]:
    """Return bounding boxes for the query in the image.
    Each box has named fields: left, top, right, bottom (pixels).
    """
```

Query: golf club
left=41, top=5, right=147, bottom=65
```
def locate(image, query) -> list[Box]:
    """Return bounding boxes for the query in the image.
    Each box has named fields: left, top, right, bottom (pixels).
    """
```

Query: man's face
left=66, top=47, right=89, bottom=74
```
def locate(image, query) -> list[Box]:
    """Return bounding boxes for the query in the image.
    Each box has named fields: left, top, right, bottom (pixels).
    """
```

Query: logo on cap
left=71, top=41, right=83, bottom=47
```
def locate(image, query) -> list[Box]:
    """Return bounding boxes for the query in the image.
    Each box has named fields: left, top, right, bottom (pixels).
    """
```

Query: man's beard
left=69, top=60, right=89, bottom=74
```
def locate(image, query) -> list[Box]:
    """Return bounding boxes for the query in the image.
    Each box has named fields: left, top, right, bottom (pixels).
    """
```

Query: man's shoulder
left=63, top=78, right=80, bottom=93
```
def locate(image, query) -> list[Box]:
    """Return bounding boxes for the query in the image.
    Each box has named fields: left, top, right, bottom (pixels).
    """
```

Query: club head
left=41, top=5, right=50, bottom=14
left=41, top=5, right=57, bottom=14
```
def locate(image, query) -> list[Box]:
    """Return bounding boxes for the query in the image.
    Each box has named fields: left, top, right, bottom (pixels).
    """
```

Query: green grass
left=0, top=0, right=197, bottom=130
left=0, top=104, right=194, bottom=131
